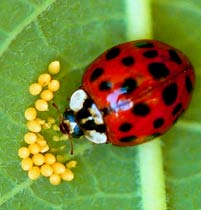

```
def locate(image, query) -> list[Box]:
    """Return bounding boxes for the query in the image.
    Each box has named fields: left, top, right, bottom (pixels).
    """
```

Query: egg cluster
left=18, top=61, right=77, bottom=185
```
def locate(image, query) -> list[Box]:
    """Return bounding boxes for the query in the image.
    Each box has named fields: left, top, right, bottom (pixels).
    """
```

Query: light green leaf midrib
left=126, top=1, right=167, bottom=210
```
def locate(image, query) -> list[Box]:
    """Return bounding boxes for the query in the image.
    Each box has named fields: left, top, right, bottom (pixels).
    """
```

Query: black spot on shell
left=162, top=83, right=178, bottom=106
left=90, top=68, right=104, bottom=82
left=168, top=49, right=182, bottom=64
left=119, top=135, right=137, bottom=143
left=148, top=62, right=170, bottom=80
left=173, top=110, right=184, bottom=124
left=185, top=75, right=193, bottom=93
left=121, top=56, right=135, bottom=66
left=172, top=103, right=183, bottom=116
left=143, top=50, right=158, bottom=58
left=132, top=103, right=150, bottom=116
left=121, top=78, right=137, bottom=94
left=146, top=132, right=161, bottom=141
left=105, top=47, right=120, bottom=60
left=135, top=41, right=154, bottom=48
left=119, top=122, right=132, bottom=132
left=151, top=132, right=161, bottom=138
left=153, top=118, right=165, bottom=129
left=99, top=81, right=112, bottom=91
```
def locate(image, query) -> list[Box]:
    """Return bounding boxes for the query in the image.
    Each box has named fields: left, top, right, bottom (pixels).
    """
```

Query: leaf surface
left=0, top=0, right=201, bottom=210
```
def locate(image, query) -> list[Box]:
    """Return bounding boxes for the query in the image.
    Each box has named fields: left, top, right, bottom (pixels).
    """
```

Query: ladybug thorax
left=63, top=89, right=107, bottom=144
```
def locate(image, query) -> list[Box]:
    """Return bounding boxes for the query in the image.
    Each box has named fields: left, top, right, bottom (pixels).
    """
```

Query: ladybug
left=60, top=40, right=195, bottom=147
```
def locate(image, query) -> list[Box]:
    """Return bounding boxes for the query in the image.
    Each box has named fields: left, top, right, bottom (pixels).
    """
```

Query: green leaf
left=0, top=0, right=200, bottom=210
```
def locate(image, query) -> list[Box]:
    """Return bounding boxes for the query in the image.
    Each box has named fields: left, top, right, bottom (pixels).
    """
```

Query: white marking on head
left=85, top=130, right=107, bottom=144
left=64, top=120, right=77, bottom=134
left=69, top=89, right=87, bottom=112
left=90, top=104, right=104, bottom=124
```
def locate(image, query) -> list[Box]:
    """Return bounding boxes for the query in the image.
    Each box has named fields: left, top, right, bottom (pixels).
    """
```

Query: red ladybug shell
left=82, top=40, right=195, bottom=146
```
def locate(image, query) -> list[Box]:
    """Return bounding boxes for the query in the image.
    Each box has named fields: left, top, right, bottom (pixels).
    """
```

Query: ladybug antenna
left=52, top=102, right=74, bottom=155
left=52, top=102, right=63, bottom=122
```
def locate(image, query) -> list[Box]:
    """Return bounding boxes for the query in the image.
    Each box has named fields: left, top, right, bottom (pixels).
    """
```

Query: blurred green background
left=0, top=1, right=201, bottom=210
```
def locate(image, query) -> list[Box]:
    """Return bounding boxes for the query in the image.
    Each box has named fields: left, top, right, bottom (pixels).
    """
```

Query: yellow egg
left=52, top=162, right=65, bottom=174
left=21, top=157, right=33, bottom=171
left=24, top=107, right=37, bottom=120
left=29, top=83, right=42, bottom=95
left=38, top=73, right=51, bottom=86
left=35, top=99, right=48, bottom=111
left=18, top=147, right=30, bottom=159
left=49, top=174, right=61, bottom=185
left=48, top=80, right=60, bottom=92
left=26, top=120, right=41, bottom=133
left=41, top=164, right=53, bottom=177
left=32, top=153, right=45, bottom=166
left=24, top=132, right=37, bottom=144
left=28, top=166, right=40, bottom=180
left=48, top=61, right=60, bottom=74
left=28, top=143, right=41, bottom=155
left=61, top=169, right=74, bottom=181
left=40, top=89, right=54, bottom=101
left=44, top=153, right=56, bottom=165
left=66, top=160, right=77, bottom=169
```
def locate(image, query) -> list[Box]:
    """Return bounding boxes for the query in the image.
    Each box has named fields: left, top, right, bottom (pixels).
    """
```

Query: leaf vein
left=167, top=171, right=201, bottom=184
left=28, top=187, right=62, bottom=209
left=0, top=179, right=33, bottom=205
left=0, top=0, right=56, bottom=57
left=34, top=20, right=50, bottom=47
left=0, top=110, right=26, bottom=129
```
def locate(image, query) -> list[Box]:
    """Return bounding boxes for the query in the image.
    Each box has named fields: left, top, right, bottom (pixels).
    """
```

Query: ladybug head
left=53, top=103, right=84, bottom=138
left=62, top=109, right=84, bottom=138
left=52, top=103, right=84, bottom=155
left=53, top=88, right=108, bottom=154
left=69, top=89, right=108, bottom=144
